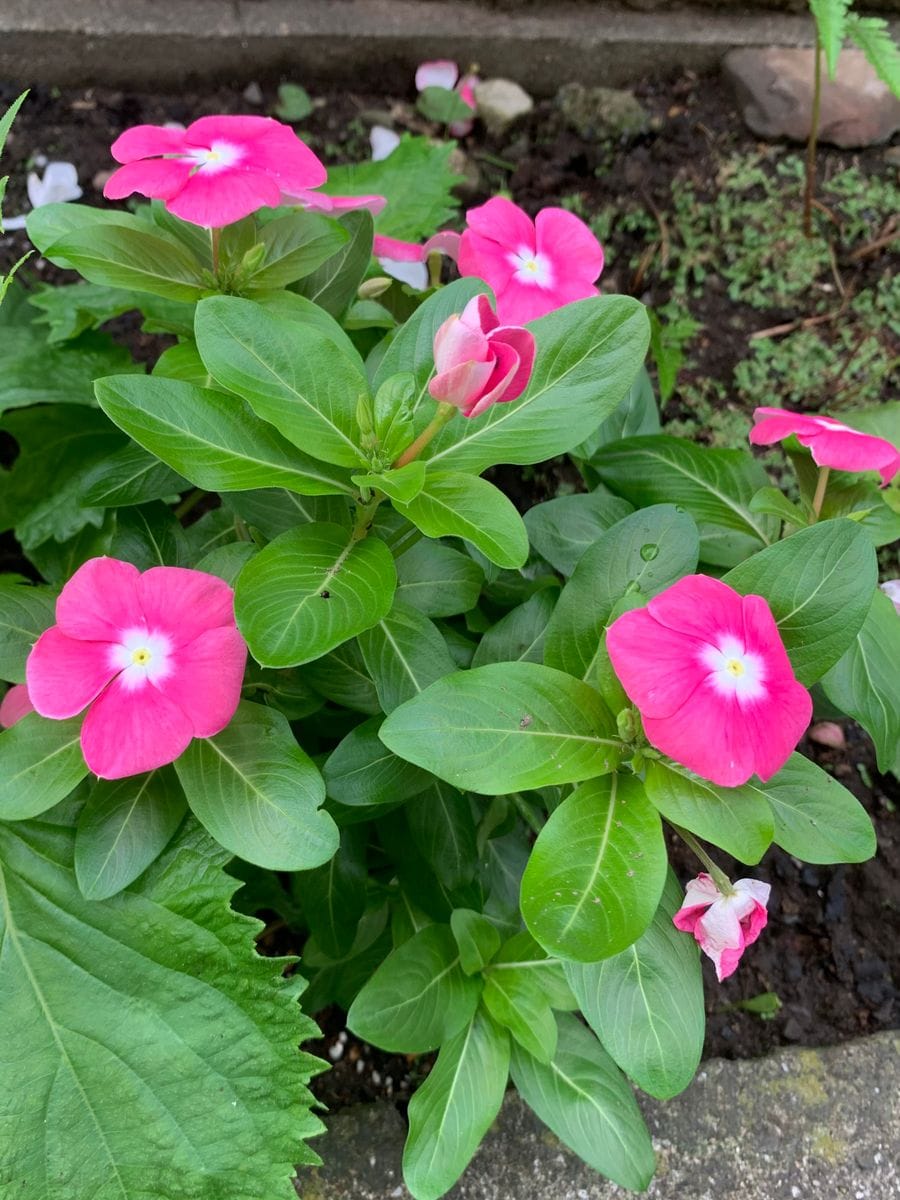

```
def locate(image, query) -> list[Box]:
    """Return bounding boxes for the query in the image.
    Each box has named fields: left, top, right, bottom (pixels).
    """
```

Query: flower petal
left=416, top=60, right=460, bottom=92
left=535, top=207, right=604, bottom=283
left=110, top=123, right=189, bottom=164
left=0, top=685, right=34, bottom=728
left=642, top=684, right=759, bottom=787
left=646, top=574, right=745, bottom=646
left=373, top=235, right=426, bottom=262
left=81, top=673, right=194, bottom=780
left=138, top=566, right=236, bottom=647
left=26, top=627, right=119, bottom=720
left=378, top=257, right=429, bottom=290
left=55, top=557, right=144, bottom=642
left=103, top=158, right=193, bottom=202
left=152, top=626, right=247, bottom=738
left=606, top=605, right=708, bottom=720
left=464, top=196, right=535, bottom=250
left=370, top=125, right=401, bottom=161
left=165, top=167, right=282, bottom=228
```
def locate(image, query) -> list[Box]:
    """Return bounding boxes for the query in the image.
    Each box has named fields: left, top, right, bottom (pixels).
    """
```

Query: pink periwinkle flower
left=25, top=557, right=247, bottom=780
left=372, top=231, right=462, bottom=291
left=429, top=293, right=535, bottom=418
left=607, top=575, right=812, bottom=788
left=749, top=407, right=900, bottom=488
left=104, top=114, right=327, bottom=228
left=415, top=60, right=479, bottom=136
left=458, top=197, right=605, bottom=326
left=0, top=684, right=33, bottom=728
left=673, top=873, right=771, bottom=981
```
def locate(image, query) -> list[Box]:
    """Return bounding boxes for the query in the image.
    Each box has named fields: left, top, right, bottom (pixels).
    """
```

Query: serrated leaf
left=0, top=816, right=324, bottom=1196
left=0, top=713, right=87, bottom=819
left=0, top=320, right=141, bottom=412
left=810, top=0, right=852, bottom=77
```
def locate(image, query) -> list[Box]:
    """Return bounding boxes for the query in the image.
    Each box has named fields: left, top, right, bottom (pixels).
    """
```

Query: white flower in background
left=4, top=161, right=82, bottom=231
left=369, top=125, right=400, bottom=162
left=880, top=579, right=900, bottom=614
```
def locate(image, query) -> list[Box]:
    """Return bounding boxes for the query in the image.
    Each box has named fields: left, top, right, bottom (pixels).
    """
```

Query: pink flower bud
left=673, top=873, right=771, bottom=982
left=428, top=294, right=535, bottom=419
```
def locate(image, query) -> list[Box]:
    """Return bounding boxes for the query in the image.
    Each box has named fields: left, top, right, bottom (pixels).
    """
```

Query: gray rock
left=556, top=82, right=651, bottom=141
left=296, top=1032, right=900, bottom=1199
left=725, top=46, right=900, bottom=148
left=474, top=78, right=534, bottom=135
left=242, top=81, right=264, bottom=106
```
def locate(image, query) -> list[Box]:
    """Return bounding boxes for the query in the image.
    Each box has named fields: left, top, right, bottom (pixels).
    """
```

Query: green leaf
left=810, top=0, right=852, bottom=77
left=194, top=295, right=369, bottom=468
left=408, top=783, right=478, bottom=890
left=544, top=504, right=699, bottom=681
left=396, top=472, right=529, bottom=568
left=403, top=1010, right=509, bottom=1200
left=510, top=1012, right=655, bottom=1191
left=0, top=713, right=86, bottom=819
left=645, top=759, right=774, bottom=864
left=450, top=908, right=501, bottom=975
left=822, top=588, right=900, bottom=775
left=235, top=522, right=397, bottom=668
left=593, top=435, right=778, bottom=566
left=109, top=501, right=187, bottom=570
left=245, top=211, right=349, bottom=290
left=224, top=487, right=350, bottom=540
left=471, top=590, right=557, bottom=668
left=723, top=518, right=877, bottom=686
left=0, top=320, right=141, bottom=412
left=482, top=965, right=559, bottom=1063
left=565, top=871, right=704, bottom=1100
left=760, top=752, right=876, bottom=863
left=29, top=281, right=195, bottom=343
left=96, top=374, right=354, bottom=498
left=274, top=81, right=314, bottom=121
left=0, top=577, right=56, bottom=683
left=525, top=487, right=634, bottom=575
left=416, top=85, right=475, bottom=125
left=0, top=817, right=324, bottom=1195
left=45, top=223, right=207, bottom=302
left=351, top=460, right=426, bottom=505
left=303, top=640, right=381, bottom=714
left=521, top=773, right=667, bottom=962
left=749, top=485, right=810, bottom=527
left=425, top=296, right=651, bottom=475
left=74, top=767, right=187, bottom=900
left=294, top=209, right=374, bottom=316
left=174, top=701, right=338, bottom=870
left=81, top=442, right=189, bottom=507
left=325, top=134, right=459, bottom=242
left=0, top=91, right=27, bottom=172
left=574, top=365, right=660, bottom=471
left=357, top=601, right=457, bottom=712
left=323, top=715, right=432, bottom=809
left=346, top=924, right=482, bottom=1053
left=396, top=537, right=484, bottom=617
left=380, top=662, right=620, bottom=794
left=296, top=825, right=368, bottom=958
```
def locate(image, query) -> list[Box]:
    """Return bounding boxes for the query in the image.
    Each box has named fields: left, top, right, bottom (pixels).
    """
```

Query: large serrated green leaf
left=810, top=0, right=852, bottom=77
left=0, top=817, right=324, bottom=1197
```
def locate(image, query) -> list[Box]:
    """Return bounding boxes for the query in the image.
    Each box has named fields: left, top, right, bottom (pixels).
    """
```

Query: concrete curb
left=0, top=0, right=824, bottom=93
left=296, top=1031, right=900, bottom=1199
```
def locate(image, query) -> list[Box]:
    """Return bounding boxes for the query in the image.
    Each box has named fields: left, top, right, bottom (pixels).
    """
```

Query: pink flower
left=372, top=231, right=462, bottom=291
left=415, top=60, right=479, bottom=136
left=104, top=115, right=327, bottom=228
left=429, top=294, right=535, bottom=418
left=0, top=684, right=33, bottom=728
left=457, top=197, right=605, bottom=326
left=749, top=407, right=900, bottom=488
left=606, top=575, right=812, bottom=788
left=26, top=557, right=247, bottom=780
left=673, top=873, right=770, bottom=981
left=288, top=190, right=386, bottom=217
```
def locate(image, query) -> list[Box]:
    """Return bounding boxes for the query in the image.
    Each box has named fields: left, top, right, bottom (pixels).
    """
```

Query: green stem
left=173, top=488, right=205, bottom=521
left=669, top=823, right=736, bottom=896
left=351, top=493, right=383, bottom=543
left=210, top=227, right=221, bottom=279
left=426, top=251, right=443, bottom=290
left=803, top=39, right=822, bottom=239
left=810, top=465, right=830, bottom=521
left=392, top=403, right=456, bottom=469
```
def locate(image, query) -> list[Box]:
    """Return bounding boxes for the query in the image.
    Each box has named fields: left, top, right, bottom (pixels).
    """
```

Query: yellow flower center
left=725, top=658, right=745, bottom=678
left=131, top=647, right=152, bottom=666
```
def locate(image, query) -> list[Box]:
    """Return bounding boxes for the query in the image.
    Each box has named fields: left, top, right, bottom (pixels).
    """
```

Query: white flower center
left=184, top=140, right=243, bottom=174
left=509, top=246, right=553, bottom=288
left=701, top=635, right=766, bottom=702
left=109, top=628, right=173, bottom=691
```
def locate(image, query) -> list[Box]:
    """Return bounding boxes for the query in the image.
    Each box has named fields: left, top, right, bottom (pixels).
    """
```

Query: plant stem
left=803, top=40, right=822, bottom=239
left=392, top=403, right=456, bottom=469
left=210, top=227, right=221, bottom=278
left=173, top=488, right=206, bottom=521
left=351, top=493, right=383, bottom=543
left=810, top=465, right=830, bottom=521
left=669, top=823, right=736, bottom=896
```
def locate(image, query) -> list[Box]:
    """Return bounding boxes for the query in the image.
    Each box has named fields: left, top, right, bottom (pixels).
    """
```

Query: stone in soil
left=724, top=47, right=900, bottom=148
left=295, top=1032, right=900, bottom=1199
left=555, top=82, right=651, bottom=141
left=474, top=78, right=534, bottom=135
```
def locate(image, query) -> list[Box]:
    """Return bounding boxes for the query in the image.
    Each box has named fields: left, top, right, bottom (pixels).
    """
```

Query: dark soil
left=1, top=71, right=897, bottom=1102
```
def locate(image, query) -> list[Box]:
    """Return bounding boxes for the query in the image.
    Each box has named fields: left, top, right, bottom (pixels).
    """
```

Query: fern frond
left=846, top=14, right=900, bottom=99
left=809, top=0, right=852, bottom=78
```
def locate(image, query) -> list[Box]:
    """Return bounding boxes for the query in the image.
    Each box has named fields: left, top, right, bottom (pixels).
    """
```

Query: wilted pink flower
left=0, top=684, right=33, bottom=727
left=288, top=190, right=386, bottom=216
left=749, top=407, right=900, bottom=488
left=458, top=197, right=605, bottom=326
left=429, top=293, right=535, bottom=418
left=104, top=115, right=326, bottom=228
left=415, top=60, right=479, bottom=136
left=673, top=873, right=770, bottom=981
left=607, top=575, right=812, bottom=788
left=373, top=231, right=462, bottom=290
left=808, top=721, right=846, bottom=749
left=26, top=557, right=247, bottom=780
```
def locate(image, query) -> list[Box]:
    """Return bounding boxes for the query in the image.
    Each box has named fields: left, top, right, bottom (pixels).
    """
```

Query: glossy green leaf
left=245, top=211, right=348, bottom=290
left=351, top=460, right=426, bottom=505
left=644, top=759, right=774, bottom=864
left=760, top=752, right=876, bottom=863
left=525, top=487, right=634, bottom=575
left=482, top=966, right=559, bottom=1064
left=0, top=713, right=86, bottom=819
left=294, top=208, right=374, bottom=316
left=109, top=501, right=187, bottom=570
left=396, top=537, right=484, bottom=617
left=81, top=442, right=189, bottom=507
left=224, top=487, right=351, bottom=539
left=45, top=224, right=206, bottom=302
left=510, top=1012, right=655, bottom=1192
left=96, top=374, right=354, bottom=498
left=403, top=1011, right=510, bottom=1200
left=396, top=472, right=529, bottom=568
left=0, top=577, right=56, bottom=683
left=357, top=601, right=457, bottom=712
left=572, top=364, right=660, bottom=471
left=195, top=295, right=368, bottom=467
left=234, top=522, right=396, bottom=668
left=521, top=773, right=667, bottom=962
left=323, top=715, right=432, bottom=808
left=471, top=591, right=557, bottom=668
left=174, top=702, right=338, bottom=870
left=380, top=662, right=620, bottom=794
left=724, top=519, right=877, bottom=685
left=407, top=783, right=478, bottom=890
left=565, top=871, right=704, bottom=1099
left=346, top=924, right=482, bottom=1053
left=303, top=641, right=381, bottom=714
left=450, top=908, right=501, bottom=975
left=74, top=767, right=187, bottom=900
